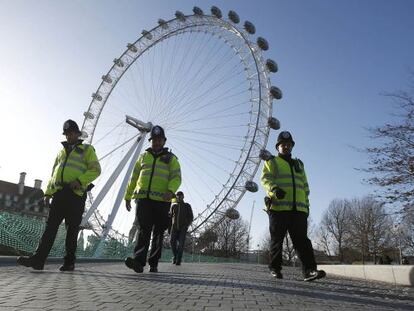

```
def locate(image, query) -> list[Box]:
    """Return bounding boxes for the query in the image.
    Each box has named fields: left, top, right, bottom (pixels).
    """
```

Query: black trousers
left=170, top=227, right=188, bottom=264
left=33, top=187, right=85, bottom=265
left=268, top=211, right=317, bottom=274
left=133, top=198, right=170, bottom=267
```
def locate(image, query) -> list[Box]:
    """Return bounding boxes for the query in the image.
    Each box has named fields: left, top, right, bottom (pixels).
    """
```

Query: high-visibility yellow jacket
left=125, top=148, right=181, bottom=202
left=261, top=155, right=310, bottom=214
left=45, top=141, right=101, bottom=197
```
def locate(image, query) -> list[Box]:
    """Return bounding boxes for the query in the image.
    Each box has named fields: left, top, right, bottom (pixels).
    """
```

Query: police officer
left=261, top=131, right=325, bottom=281
left=169, top=191, right=193, bottom=265
left=124, top=125, right=181, bottom=273
left=17, top=120, right=101, bottom=271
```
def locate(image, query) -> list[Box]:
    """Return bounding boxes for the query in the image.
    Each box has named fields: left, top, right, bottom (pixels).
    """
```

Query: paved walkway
left=0, top=262, right=413, bottom=311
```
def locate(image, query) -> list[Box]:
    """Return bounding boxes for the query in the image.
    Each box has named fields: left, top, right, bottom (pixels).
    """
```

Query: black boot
left=17, top=256, right=44, bottom=270
left=59, top=264, right=75, bottom=271
left=270, top=269, right=283, bottom=279
left=304, top=269, right=326, bottom=282
left=125, top=257, right=143, bottom=273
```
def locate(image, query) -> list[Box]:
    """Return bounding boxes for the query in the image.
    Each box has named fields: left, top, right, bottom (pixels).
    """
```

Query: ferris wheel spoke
left=173, top=128, right=245, bottom=139
left=132, top=52, right=155, bottom=119
left=123, top=69, right=148, bottom=120
left=151, top=35, right=172, bottom=119
left=158, top=34, right=233, bottom=120
left=171, top=138, right=233, bottom=174
left=154, top=35, right=195, bottom=116
left=168, top=133, right=243, bottom=151
left=171, top=87, right=250, bottom=126
left=153, top=32, right=212, bottom=120
left=164, top=68, right=248, bottom=123
left=147, top=44, right=160, bottom=119
left=171, top=111, right=250, bottom=128
left=140, top=53, right=155, bottom=119
left=176, top=140, right=238, bottom=164
left=98, top=134, right=139, bottom=162
left=93, top=120, right=126, bottom=145
left=169, top=143, right=219, bottom=194
left=162, top=46, right=238, bottom=120
left=171, top=130, right=245, bottom=143
left=165, top=76, right=246, bottom=124
left=171, top=145, right=207, bottom=209
left=180, top=178, right=207, bottom=209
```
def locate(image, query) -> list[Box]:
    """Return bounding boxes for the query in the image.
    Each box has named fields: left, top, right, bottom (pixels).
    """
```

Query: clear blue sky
left=1, top=0, right=413, bottom=248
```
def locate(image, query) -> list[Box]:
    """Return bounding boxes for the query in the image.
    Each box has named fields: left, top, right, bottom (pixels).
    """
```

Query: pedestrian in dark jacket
left=169, top=191, right=193, bottom=265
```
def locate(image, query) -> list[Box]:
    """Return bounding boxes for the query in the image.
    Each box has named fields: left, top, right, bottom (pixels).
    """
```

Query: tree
left=282, top=234, right=296, bottom=265
left=361, top=76, right=414, bottom=213
left=259, top=232, right=271, bottom=265
left=320, top=199, right=350, bottom=262
left=213, top=217, right=249, bottom=258
left=395, top=214, right=414, bottom=258
left=315, top=226, right=333, bottom=258
left=196, top=229, right=218, bottom=255
left=84, top=234, right=100, bottom=257
left=346, top=196, right=393, bottom=263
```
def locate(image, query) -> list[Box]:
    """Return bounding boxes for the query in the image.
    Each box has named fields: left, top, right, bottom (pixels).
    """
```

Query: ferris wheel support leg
left=81, top=136, right=143, bottom=228
left=93, top=134, right=146, bottom=258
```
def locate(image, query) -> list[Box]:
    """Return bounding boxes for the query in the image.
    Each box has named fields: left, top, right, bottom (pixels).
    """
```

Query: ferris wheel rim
left=81, top=11, right=274, bottom=237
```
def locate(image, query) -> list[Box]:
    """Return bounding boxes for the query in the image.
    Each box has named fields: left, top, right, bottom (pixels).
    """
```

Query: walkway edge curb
left=319, top=264, right=414, bottom=287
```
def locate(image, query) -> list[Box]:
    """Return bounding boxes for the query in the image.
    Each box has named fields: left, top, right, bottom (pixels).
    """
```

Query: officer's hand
left=125, top=200, right=132, bottom=212
left=162, top=191, right=174, bottom=201
left=43, top=195, right=52, bottom=208
left=264, top=196, right=272, bottom=209
left=272, top=187, right=286, bottom=199
left=69, top=180, right=82, bottom=190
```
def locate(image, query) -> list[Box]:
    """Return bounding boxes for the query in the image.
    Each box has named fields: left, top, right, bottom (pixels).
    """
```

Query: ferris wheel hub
left=125, top=115, right=152, bottom=133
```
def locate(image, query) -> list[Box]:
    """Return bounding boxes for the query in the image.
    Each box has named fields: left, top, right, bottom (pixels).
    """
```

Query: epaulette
left=160, top=151, right=174, bottom=164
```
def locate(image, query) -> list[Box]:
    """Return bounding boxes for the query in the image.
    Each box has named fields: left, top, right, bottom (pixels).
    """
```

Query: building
left=0, top=172, right=47, bottom=219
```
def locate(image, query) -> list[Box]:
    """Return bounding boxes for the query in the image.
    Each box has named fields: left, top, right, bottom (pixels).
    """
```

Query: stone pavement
left=0, top=262, right=413, bottom=311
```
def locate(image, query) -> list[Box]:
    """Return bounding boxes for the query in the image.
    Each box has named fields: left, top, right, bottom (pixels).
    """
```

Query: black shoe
left=175, top=262, right=181, bottom=266
left=149, top=266, right=158, bottom=272
left=172, top=257, right=176, bottom=264
left=270, top=270, right=283, bottom=279
left=125, top=257, right=143, bottom=273
left=59, top=264, right=75, bottom=271
left=304, top=269, right=326, bottom=282
left=17, top=256, right=44, bottom=270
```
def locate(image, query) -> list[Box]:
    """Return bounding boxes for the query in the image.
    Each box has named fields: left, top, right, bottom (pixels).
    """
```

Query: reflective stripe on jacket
left=261, top=155, right=310, bottom=214
left=124, top=148, right=181, bottom=202
left=45, top=141, right=101, bottom=197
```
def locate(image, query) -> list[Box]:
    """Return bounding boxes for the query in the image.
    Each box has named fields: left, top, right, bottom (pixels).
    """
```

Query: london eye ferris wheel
left=78, top=6, right=282, bottom=254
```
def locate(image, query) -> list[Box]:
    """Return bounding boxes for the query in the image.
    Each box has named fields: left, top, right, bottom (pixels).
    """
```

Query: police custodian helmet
left=276, top=131, right=295, bottom=147
left=62, top=119, right=81, bottom=135
left=149, top=125, right=166, bottom=141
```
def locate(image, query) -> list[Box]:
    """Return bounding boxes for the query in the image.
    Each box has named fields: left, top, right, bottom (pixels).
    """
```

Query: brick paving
left=0, top=262, right=413, bottom=310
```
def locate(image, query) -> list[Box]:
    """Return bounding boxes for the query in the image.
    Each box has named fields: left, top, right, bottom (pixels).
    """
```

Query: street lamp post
left=393, top=223, right=403, bottom=264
